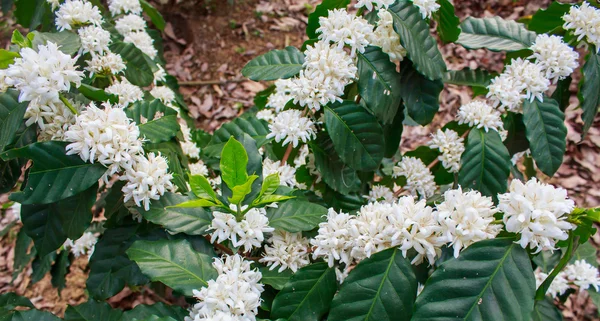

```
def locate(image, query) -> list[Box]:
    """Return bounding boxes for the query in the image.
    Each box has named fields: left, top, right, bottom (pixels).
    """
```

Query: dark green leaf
left=121, top=303, right=188, bottom=321
left=0, top=293, right=34, bottom=310
left=78, top=84, right=119, bottom=104
left=266, top=199, right=328, bottom=232
left=552, top=76, right=572, bottom=112
left=50, top=250, right=71, bottom=291
left=2, top=309, right=62, bottom=321
left=139, top=0, right=166, bottom=31
left=126, top=99, right=180, bottom=144
left=21, top=204, right=66, bottom=257
left=1, top=122, right=36, bottom=193
left=389, top=0, right=446, bottom=80
left=203, top=117, right=270, bottom=158
left=531, top=298, right=563, bottom=321
left=312, top=133, right=361, bottom=195
left=523, top=97, right=566, bottom=177
left=0, top=90, right=28, bottom=153
left=528, top=2, right=571, bottom=34
left=31, top=31, right=81, bottom=55
left=382, top=102, right=404, bottom=158
left=126, top=239, right=218, bottom=296
left=399, top=60, right=443, bottom=125
left=64, top=300, right=123, bottom=321
left=457, top=16, right=537, bottom=52
left=580, top=54, right=600, bottom=140
left=241, top=47, right=304, bottom=81
left=412, top=238, right=535, bottom=321
left=58, top=183, right=97, bottom=240
left=14, top=0, right=50, bottom=30
left=328, top=247, right=417, bottom=321
left=12, top=228, right=35, bottom=280
left=443, top=68, right=493, bottom=88
left=259, top=265, right=293, bottom=290
left=434, top=0, right=460, bottom=43
left=31, top=252, right=56, bottom=284
left=271, top=262, right=337, bottom=321
left=356, top=46, right=402, bottom=124
left=111, top=42, right=154, bottom=87
left=503, top=113, right=529, bottom=155
left=458, top=129, right=510, bottom=198
left=306, top=0, right=350, bottom=39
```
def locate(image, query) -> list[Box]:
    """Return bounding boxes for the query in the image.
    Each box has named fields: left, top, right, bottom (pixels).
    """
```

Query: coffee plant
left=1, top=0, right=600, bottom=320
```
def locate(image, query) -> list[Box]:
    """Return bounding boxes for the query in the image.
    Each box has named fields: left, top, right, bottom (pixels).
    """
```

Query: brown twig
left=205, top=235, right=234, bottom=255
left=281, top=144, right=294, bottom=165
left=178, top=78, right=247, bottom=86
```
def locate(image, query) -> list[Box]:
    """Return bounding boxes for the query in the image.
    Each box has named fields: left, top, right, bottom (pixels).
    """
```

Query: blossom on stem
left=392, top=156, right=436, bottom=198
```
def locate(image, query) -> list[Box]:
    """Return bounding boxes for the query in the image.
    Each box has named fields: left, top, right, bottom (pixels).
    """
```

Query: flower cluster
left=266, top=109, right=316, bottom=147
left=63, top=232, right=98, bottom=258
left=186, top=255, right=264, bottom=321
left=263, top=158, right=297, bottom=188
left=355, top=0, right=394, bottom=11
left=457, top=100, right=505, bottom=135
left=364, top=185, right=396, bottom=203
left=55, top=0, right=103, bottom=31
left=108, top=0, right=142, bottom=16
left=427, top=129, right=465, bottom=173
left=563, top=2, right=600, bottom=52
left=115, top=12, right=158, bottom=59
left=412, top=0, right=441, bottom=19
left=209, top=207, right=274, bottom=253
left=317, top=9, right=374, bottom=56
left=260, top=231, right=311, bottom=273
left=392, top=156, right=436, bottom=198
left=370, top=9, right=407, bottom=62
left=120, top=152, right=175, bottom=211
left=536, top=260, right=600, bottom=298
left=179, top=121, right=201, bottom=159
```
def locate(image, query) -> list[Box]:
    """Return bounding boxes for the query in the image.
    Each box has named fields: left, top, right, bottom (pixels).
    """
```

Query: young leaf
left=399, top=60, right=443, bottom=125
left=172, top=199, right=219, bottom=208
left=241, top=47, right=304, bottom=81
left=266, top=199, right=328, bottom=232
left=220, top=137, right=249, bottom=188
left=388, top=0, right=446, bottom=80
left=271, top=263, right=338, bottom=321
left=457, top=16, right=537, bottom=52
left=306, top=0, right=350, bottom=39
left=229, top=175, right=258, bottom=204
left=139, top=192, right=213, bottom=235
left=252, top=194, right=295, bottom=207
left=190, top=175, right=217, bottom=200
left=528, top=2, right=571, bottom=34
left=580, top=53, right=600, bottom=140
left=0, top=90, right=28, bottom=153
left=11, top=29, right=31, bottom=48
left=257, top=173, right=280, bottom=200
left=0, top=50, right=19, bottom=68
left=412, top=238, right=535, bottom=321
left=126, top=239, right=218, bottom=296
left=458, top=129, right=510, bottom=198
left=434, top=0, right=460, bottom=43
left=328, top=247, right=417, bottom=321
left=324, top=102, right=385, bottom=171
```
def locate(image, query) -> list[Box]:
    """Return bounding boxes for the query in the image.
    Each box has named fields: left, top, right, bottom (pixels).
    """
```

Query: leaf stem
left=60, top=93, right=78, bottom=115
left=535, top=232, right=577, bottom=301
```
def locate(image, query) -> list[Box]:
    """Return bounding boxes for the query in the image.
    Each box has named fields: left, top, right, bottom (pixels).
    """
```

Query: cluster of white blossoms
left=63, top=232, right=98, bottom=258
left=108, top=0, right=142, bottom=16
left=317, top=9, right=374, bottom=56
left=536, top=260, right=600, bottom=298
left=364, top=185, right=396, bottom=203
left=563, top=2, right=600, bottom=52
left=54, top=0, right=103, bottom=31
left=106, top=78, right=145, bottom=106
left=457, top=100, right=505, bottom=135
left=260, top=231, right=311, bottom=273
left=392, top=156, right=436, bottom=198
left=77, top=25, right=111, bottom=54
left=355, top=0, right=394, bottom=11
left=427, top=129, right=465, bottom=173
left=530, top=35, right=579, bottom=83
left=263, top=158, right=297, bottom=188
left=121, top=152, right=175, bottom=210
left=209, top=207, right=274, bottom=253
left=179, top=121, right=201, bottom=159
left=266, top=109, right=316, bottom=147
left=370, top=9, right=407, bottom=62
left=86, top=52, right=126, bottom=77
left=114, top=13, right=158, bottom=59
left=412, top=0, right=440, bottom=19
left=189, top=161, right=209, bottom=177
left=499, top=178, right=575, bottom=253
left=186, top=255, right=264, bottom=321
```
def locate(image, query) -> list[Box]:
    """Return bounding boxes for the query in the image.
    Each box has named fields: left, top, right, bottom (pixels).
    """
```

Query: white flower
left=266, top=79, right=294, bottom=112
left=63, top=232, right=97, bottom=258
left=256, top=109, right=275, bottom=123
left=260, top=231, right=310, bottom=272
left=185, top=254, right=263, bottom=321
left=317, top=9, right=374, bottom=56
left=565, top=260, right=600, bottom=292
left=486, top=74, right=524, bottom=113
left=504, top=58, right=550, bottom=103
left=389, top=196, right=445, bottom=265
left=150, top=86, right=176, bottom=104
left=105, top=78, right=144, bottom=106
left=427, top=129, right=465, bottom=173
left=535, top=269, right=570, bottom=298
left=370, top=9, right=407, bottom=62
left=266, top=109, right=316, bottom=148
left=411, top=0, right=440, bottom=19
left=436, top=187, right=501, bottom=258
left=154, top=65, right=167, bottom=85
left=124, top=31, right=157, bottom=59
left=5, top=42, right=83, bottom=125
left=530, top=34, right=579, bottom=83
left=208, top=211, right=238, bottom=245
left=288, top=71, right=344, bottom=111
left=499, top=178, right=575, bottom=253
left=392, top=156, right=436, bottom=198
left=364, top=185, right=396, bottom=203
left=311, top=208, right=355, bottom=267
left=209, top=209, right=274, bottom=253
left=563, top=2, right=600, bottom=52
left=77, top=25, right=111, bottom=55
left=86, top=52, right=126, bottom=76
left=189, top=161, right=209, bottom=176
left=350, top=202, right=395, bottom=260
left=335, top=267, right=351, bottom=284
left=108, top=0, right=142, bottom=16
left=303, top=41, right=357, bottom=95
left=38, top=100, right=78, bottom=141
left=55, top=0, right=103, bottom=31
left=47, top=0, right=60, bottom=10
left=115, top=14, right=147, bottom=35
left=355, top=0, right=394, bottom=11
left=293, top=144, right=310, bottom=168
left=511, top=149, right=530, bottom=165
left=263, top=158, right=296, bottom=187
left=65, top=102, right=143, bottom=177
left=121, top=153, right=175, bottom=211
left=457, top=100, right=505, bottom=133
left=181, top=141, right=200, bottom=159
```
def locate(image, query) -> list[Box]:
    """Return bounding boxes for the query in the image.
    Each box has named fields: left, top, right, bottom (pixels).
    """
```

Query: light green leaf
left=531, top=298, right=563, bottom=321
left=0, top=90, right=28, bottom=152
left=139, top=0, right=165, bottom=31
left=252, top=194, right=295, bottom=207
left=580, top=53, right=600, bottom=139
left=570, top=242, right=597, bottom=267
left=434, top=0, right=460, bottom=43
left=126, top=239, right=218, bottom=296
left=412, top=238, right=535, bottom=321
left=258, top=173, right=280, bottom=200
left=457, top=16, right=536, bottom=52
left=11, top=29, right=31, bottom=48
left=229, top=175, right=258, bottom=204
left=266, top=199, right=327, bottom=232
left=399, top=61, right=443, bottom=125
left=221, top=137, right=249, bottom=188
left=139, top=192, right=213, bottom=235
left=30, top=31, right=81, bottom=55
left=0, top=50, right=19, bottom=69
left=172, top=199, right=219, bottom=208
left=190, top=175, right=217, bottom=200
left=241, top=47, right=304, bottom=81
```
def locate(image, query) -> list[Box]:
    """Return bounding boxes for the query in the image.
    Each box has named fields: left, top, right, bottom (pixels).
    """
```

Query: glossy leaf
left=78, top=84, right=119, bottom=104
left=126, top=239, right=218, bottom=296
left=458, top=129, right=510, bottom=198
left=125, top=99, right=180, bottom=144
left=203, top=117, right=270, bottom=158
left=0, top=293, right=34, bottom=310
left=523, top=97, right=566, bottom=177
left=457, top=16, right=536, bottom=52
left=443, top=68, right=493, bottom=88
left=257, top=173, right=280, bottom=200
left=190, top=175, right=217, bottom=200
left=0, top=90, right=28, bottom=152
left=399, top=61, right=443, bottom=125
left=121, top=303, right=188, bottom=321
left=383, top=102, right=404, bottom=158
left=111, top=42, right=154, bottom=87
left=328, top=247, right=417, bottom=321
left=531, top=298, right=563, bottom=321
left=2, top=309, right=62, bottom=321
left=221, top=137, right=249, bottom=188
left=580, top=53, right=600, bottom=139
left=271, top=263, right=337, bottom=321
left=31, top=31, right=81, bottom=55
left=20, top=203, right=66, bottom=257
left=306, top=0, right=350, bottom=39
left=139, top=192, right=213, bottom=235
left=266, top=199, right=328, bottom=232
left=229, top=175, right=258, bottom=204
left=324, top=102, right=385, bottom=171
left=389, top=0, right=446, bottom=80
left=140, top=0, right=166, bottom=31
left=241, top=47, right=304, bottom=81
left=312, top=133, right=361, bottom=195
left=0, top=50, right=19, bottom=69
left=64, top=300, right=123, bottom=321
left=528, top=2, right=571, bottom=34
left=259, top=265, right=293, bottom=290
left=434, top=0, right=460, bottom=42
left=412, top=238, right=535, bottom=321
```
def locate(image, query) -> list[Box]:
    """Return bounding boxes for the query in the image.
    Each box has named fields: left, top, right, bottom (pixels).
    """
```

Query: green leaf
left=399, top=60, right=443, bottom=125
left=0, top=90, right=28, bottom=152
left=121, top=303, right=188, bottom=321
left=58, top=183, right=97, bottom=240
left=125, top=99, right=180, bottom=144
left=51, top=250, right=71, bottom=291
left=531, top=298, right=563, bottom=321
left=257, top=173, right=280, bottom=200
left=328, top=247, right=417, bottom=321
left=523, top=97, right=566, bottom=177
left=412, top=238, right=535, bottom=321
left=388, top=0, right=446, bottom=80
left=457, top=16, right=537, bottom=52
left=306, top=0, right=350, bottom=39
left=64, top=300, right=123, bottom=321
left=2, top=309, right=62, bottom=321
left=0, top=123, right=36, bottom=193
left=12, top=228, right=35, bottom=280
left=356, top=46, right=402, bottom=124
left=259, top=265, right=293, bottom=290
left=77, top=84, right=119, bottom=104
left=172, top=199, right=219, bottom=208
left=503, top=112, right=530, bottom=156
left=11, top=29, right=31, bottom=48
left=190, top=175, right=217, bottom=200
left=458, top=129, right=510, bottom=198
left=140, top=192, right=213, bottom=235
left=252, top=194, right=295, bottom=207
left=30, top=31, right=81, bottom=55
left=580, top=53, right=600, bottom=139
left=0, top=50, right=19, bottom=69
left=570, top=242, right=597, bottom=267
left=20, top=204, right=66, bottom=257
left=229, top=175, right=258, bottom=204
left=271, top=262, right=338, bottom=321
left=434, top=0, right=460, bottom=43
left=528, top=2, right=571, bottom=34
left=532, top=250, right=561, bottom=273
left=0, top=293, right=34, bottom=310
left=31, top=252, right=55, bottom=284
left=241, top=47, right=304, bottom=81
left=443, top=68, right=493, bottom=88
left=383, top=102, right=404, bottom=158
left=127, top=239, right=217, bottom=296
left=221, top=137, right=249, bottom=188
left=110, top=42, right=154, bottom=87
left=14, top=0, right=50, bottom=30
left=324, top=102, right=385, bottom=171
left=266, top=199, right=327, bottom=232
left=2, top=142, right=106, bottom=205
left=203, top=117, right=270, bottom=158
left=589, top=289, right=600, bottom=317
left=139, top=0, right=166, bottom=31
left=312, top=133, right=360, bottom=195
left=552, top=76, right=572, bottom=112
